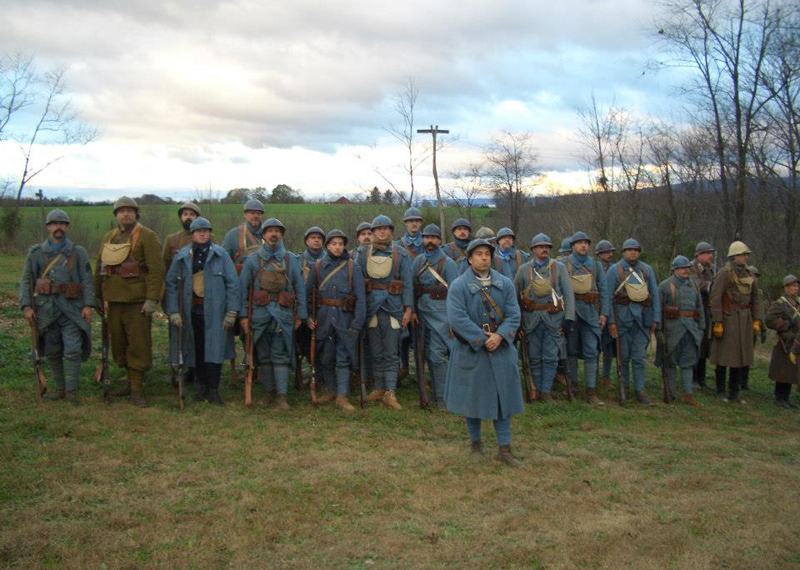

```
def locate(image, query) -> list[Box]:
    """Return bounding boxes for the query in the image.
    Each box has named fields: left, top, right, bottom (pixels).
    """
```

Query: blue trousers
left=618, top=323, right=650, bottom=392
left=368, top=310, right=402, bottom=391
left=526, top=322, right=560, bottom=394
left=466, top=417, right=511, bottom=446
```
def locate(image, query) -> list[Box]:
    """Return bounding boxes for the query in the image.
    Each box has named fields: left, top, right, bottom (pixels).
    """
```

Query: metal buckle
left=482, top=323, right=491, bottom=333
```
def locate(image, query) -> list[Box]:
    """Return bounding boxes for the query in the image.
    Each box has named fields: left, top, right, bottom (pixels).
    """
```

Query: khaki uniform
left=94, top=223, right=164, bottom=387
left=162, top=229, right=192, bottom=272
left=709, top=262, right=760, bottom=368
left=765, top=296, right=800, bottom=386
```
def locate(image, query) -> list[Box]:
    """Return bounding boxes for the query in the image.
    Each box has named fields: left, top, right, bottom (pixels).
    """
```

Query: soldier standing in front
left=765, top=275, right=800, bottom=409
left=690, top=241, right=715, bottom=391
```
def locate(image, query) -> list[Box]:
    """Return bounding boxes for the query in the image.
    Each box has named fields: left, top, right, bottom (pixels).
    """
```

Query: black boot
left=207, top=389, right=225, bottom=406
left=740, top=366, right=750, bottom=390
left=728, top=367, right=745, bottom=404
left=715, top=366, right=728, bottom=402
left=194, top=382, right=208, bottom=402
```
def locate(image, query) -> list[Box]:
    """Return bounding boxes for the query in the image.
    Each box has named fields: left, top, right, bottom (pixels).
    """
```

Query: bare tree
left=484, top=131, right=542, bottom=235
left=444, top=163, right=488, bottom=224
left=0, top=53, right=35, bottom=139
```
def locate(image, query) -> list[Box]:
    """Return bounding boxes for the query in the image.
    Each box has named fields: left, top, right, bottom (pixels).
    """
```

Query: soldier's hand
left=169, top=313, right=183, bottom=328
left=599, top=315, right=607, bottom=329
left=650, top=324, right=657, bottom=335
left=142, top=299, right=159, bottom=317
left=484, top=331, right=502, bottom=352
left=790, top=352, right=797, bottom=366
left=81, top=306, right=93, bottom=325
left=713, top=322, right=724, bottom=338
left=410, top=312, right=419, bottom=327
left=401, top=307, right=413, bottom=329
left=294, top=317, right=302, bottom=330
left=753, top=320, right=761, bottom=335
left=222, top=311, right=237, bottom=331
left=307, top=318, right=316, bottom=330
left=24, top=306, right=35, bottom=327
left=239, top=318, right=249, bottom=334
left=609, top=324, right=618, bottom=339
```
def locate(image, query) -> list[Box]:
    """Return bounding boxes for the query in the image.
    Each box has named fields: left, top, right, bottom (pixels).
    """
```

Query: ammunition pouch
left=416, top=285, right=448, bottom=300
left=366, top=279, right=404, bottom=295
left=278, top=291, right=296, bottom=308
left=574, top=291, right=599, bottom=306
left=615, top=293, right=651, bottom=307
left=104, top=261, right=147, bottom=278
left=320, top=296, right=357, bottom=312
left=520, top=297, right=562, bottom=313
left=35, top=278, right=82, bottom=299
left=252, top=290, right=279, bottom=306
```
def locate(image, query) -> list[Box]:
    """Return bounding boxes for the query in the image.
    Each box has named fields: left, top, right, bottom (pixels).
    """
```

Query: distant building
left=329, top=196, right=352, bottom=205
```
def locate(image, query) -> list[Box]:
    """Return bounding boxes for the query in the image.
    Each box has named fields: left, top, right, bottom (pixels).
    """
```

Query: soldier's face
left=47, top=222, right=68, bottom=241
left=263, top=227, right=282, bottom=246
left=675, top=267, right=690, bottom=278
left=357, top=230, right=372, bottom=245
left=405, top=220, right=422, bottom=233
left=453, top=226, right=470, bottom=240
left=468, top=246, right=492, bottom=272
left=244, top=210, right=263, bottom=228
left=306, top=234, right=323, bottom=251
left=423, top=236, right=441, bottom=252
left=532, top=245, right=551, bottom=261
left=115, top=207, right=137, bottom=227
left=180, top=210, right=198, bottom=224
left=786, top=283, right=800, bottom=297
left=572, top=240, right=589, bottom=255
left=623, top=249, right=640, bottom=263
left=733, top=253, right=749, bottom=265
left=498, top=236, right=513, bottom=251
left=373, top=226, right=392, bottom=241
left=597, top=251, right=613, bottom=263
left=696, top=252, right=713, bottom=265
left=327, top=237, right=345, bottom=256
left=192, top=229, right=211, bottom=245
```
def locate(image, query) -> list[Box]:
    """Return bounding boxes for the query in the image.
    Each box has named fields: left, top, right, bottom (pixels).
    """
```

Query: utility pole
left=417, top=125, right=449, bottom=234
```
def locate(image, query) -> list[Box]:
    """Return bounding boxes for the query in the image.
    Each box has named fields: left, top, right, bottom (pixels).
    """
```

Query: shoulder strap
left=516, top=250, right=521, bottom=268
left=239, top=224, right=246, bottom=254
left=494, top=256, right=503, bottom=272
left=437, top=256, right=446, bottom=277
left=41, top=253, right=64, bottom=279
left=549, top=259, right=557, bottom=286
left=348, top=259, right=354, bottom=291
left=669, top=281, right=676, bottom=304
left=314, top=259, right=321, bottom=287
left=392, top=247, right=399, bottom=280
left=128, top=224, right=142, bottom=260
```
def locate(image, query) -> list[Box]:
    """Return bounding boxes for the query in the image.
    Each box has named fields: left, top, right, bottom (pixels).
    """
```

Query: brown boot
left=46, top=387, right=66, bottom=401
left=586, top=388, right=604, bottom=406
left=680, top=394, right=700, bottom=407
left=366, top=389, right=386, bottom=402
left=471, top=440, right=484, bottom=454
left=271, top=394, right=290, bottom=411
left=131, top=392, right=148, bottom=408
left=382, top=390, right=403, bottom=410
left=317, top=392, right=337, bottom=405
left=540, top=392, right=553, bottom=403
left=599, top=375, right=612, bottom=389
left=260, top=391, right=274, bottom=407
left=496, top=445, right=522, bottom=467
left=555, top=373, right=567, bottom=386
left=112, top=384, right=132, bottom=398
left=335, top=396, right=356, bottom=411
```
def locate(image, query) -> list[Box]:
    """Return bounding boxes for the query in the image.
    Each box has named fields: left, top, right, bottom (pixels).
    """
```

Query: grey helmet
left=595, top=239, right=615, bottom=254
left=475, top=226, right=495, bottom=241
left=243, top=198, right=265, bottom=213
left=304, top=226, right=325, bottom=241
left=782, top=274, right=799, bottom=287
left=356, top=222, right=372, bottom=236
left=558, top=237, right=571, bottom=254
left=570, top=231, right=591, bottom=246
left=113, top=196, right=139, bottom=215
left=466, top=238, right=495, bottom=258
left=325, top=229, right=348, bottom=247
left=496, top=227, right=515, bottom=240
left=694, top=241, right=715, bottom=256
left=671, top=255, right=692, bottom=271
left=403, top=207, right=423, bottom=222
left=371, top=215, right=394, bottom=231
left=260, top=218, right=285, bottom=235
left=451, top=218, right=472, bottom=233
left=621, top=238, right=642, bottom=251
left=531, top=233, right=554, bottom=249
left=178, top=201, right=201, bottom=217
left=189, top=217, right=212, bottom=233
left=45, top=209, right=70, bottom=225
left=422, top=224, right=441, bottom=238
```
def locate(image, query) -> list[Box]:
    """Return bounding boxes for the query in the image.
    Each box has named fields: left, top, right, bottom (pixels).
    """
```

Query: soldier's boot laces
left=382, top=390, right=403, bottom=410
left=496, top=445, right=522, bottom=468
left=335, top=396, right=356, bottom=412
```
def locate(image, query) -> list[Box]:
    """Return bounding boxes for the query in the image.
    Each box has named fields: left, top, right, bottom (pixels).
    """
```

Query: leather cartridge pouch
left=278, top=291, right=295, bottom=308
left=118, top=261, right=142, bottom=278
left=387, top=280, right=404, bottom=295
left=62, top=283, right=82, bottom=299
left=570, top=273, right=593, bottom=295
left=366, top=254, right=392, bottom=279
left=192, top=271, right=205, bottom=298
left=100, top=243, right=131, bottom=267
left=35, top=278, right=53, bottom=295
left=664, top=306, right=680, bottom=319
left=260, top=266, right=288, bottom=292
left=251, top=290, right=276, bottom=306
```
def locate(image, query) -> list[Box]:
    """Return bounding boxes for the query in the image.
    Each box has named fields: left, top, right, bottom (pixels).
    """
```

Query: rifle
left=612, top=304, right=627, bottom=405
left=294, top=337, right=304, bottom=390
left=519, top=333, right=537, bottom=403
left=29, top=319, right=47, bottom=400
left=660, top=307, right=670, bottom=404
left=562, top=327, right=574, bottom=403
left=244, top=287, right=255, bottom=406
left=412, top=319, right=429, bottom=409
left=175, top=275, right=186, bottom=410
left=358, top=330, right=367, bottom=409
left=309, top=287, right=318, bottom=406
left=93, top=298, right=111, bottom=404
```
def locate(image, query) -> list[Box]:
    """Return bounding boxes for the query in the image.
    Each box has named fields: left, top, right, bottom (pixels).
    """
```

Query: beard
left=182, top=219, right=193, bottom=231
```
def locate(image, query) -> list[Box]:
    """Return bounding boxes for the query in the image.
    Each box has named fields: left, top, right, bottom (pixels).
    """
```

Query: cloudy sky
left=0, top=0, right=686, bottom=201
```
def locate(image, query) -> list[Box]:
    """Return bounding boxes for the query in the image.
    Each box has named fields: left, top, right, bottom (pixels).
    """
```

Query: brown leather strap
left=574, top=291, right=599, bottom=304
left=520, top=297, right=562, bottom=313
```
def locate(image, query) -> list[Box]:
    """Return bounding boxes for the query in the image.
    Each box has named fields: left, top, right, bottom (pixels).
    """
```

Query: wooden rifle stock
left=520, top=333, right=537, bottom=403
left=244, top=287, right=254, bottom=406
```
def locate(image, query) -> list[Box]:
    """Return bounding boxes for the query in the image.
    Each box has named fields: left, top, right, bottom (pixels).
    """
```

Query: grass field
left=1, top=253, right=799, bottom=569
left=6, top=204, right=495, bottom=254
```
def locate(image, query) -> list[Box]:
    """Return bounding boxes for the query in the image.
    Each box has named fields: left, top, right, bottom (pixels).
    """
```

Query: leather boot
left=271, top=394, right=290, bottom=411
left=207, top=389, right=225, bottom=406
left=366, top=389, right=386, bottom=402
left=471, top=440, right=484, bottom=454
left=680, top=394, right=700, bottom=407
left=46, top=387, right=66, bottom=401
left=539, top=392, right=553, bottom=403
left=398, top=365, right=409, bottom=381
left=317, top=392, right=337, bottom=405
left=382, top=390, right=403, bottom=410
left=131, top=392, right=148, bottom=408
left=112, top=384, right=132, bottom=398
left=635, top=391, right=653, bottom=405
left=554, top=372, right=567, bottom=386
left=436, top=399, right=447, bottom=411
left=129, top=370, right=147, bottom=408
left=586, top=388, right=604, bottom=406
left=335, top=396, right=356, bottom=411
left=194, top=383, right=209, bottom=402
left=65, top=391, right=80, bottom=406
left=496, top=445, right=522, bottom=467
left=599, top=375, right=612, bottom=389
